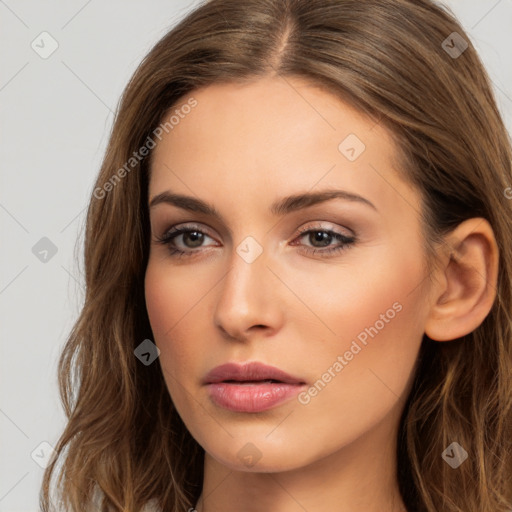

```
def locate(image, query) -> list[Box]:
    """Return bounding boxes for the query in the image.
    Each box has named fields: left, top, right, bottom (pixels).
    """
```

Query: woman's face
left=145, top=75, right=434, bottom=472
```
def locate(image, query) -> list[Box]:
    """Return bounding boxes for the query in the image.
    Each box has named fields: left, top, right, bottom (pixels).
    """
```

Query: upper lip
left=203, top=361, right=305, bottom=385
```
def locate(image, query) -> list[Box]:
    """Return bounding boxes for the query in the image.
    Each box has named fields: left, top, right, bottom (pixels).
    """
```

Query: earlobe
left=424, top=218, right=499, bottom=342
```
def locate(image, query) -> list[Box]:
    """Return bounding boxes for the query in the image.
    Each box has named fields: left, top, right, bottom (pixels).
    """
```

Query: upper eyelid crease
left=148, top=189, right=377, bottom=224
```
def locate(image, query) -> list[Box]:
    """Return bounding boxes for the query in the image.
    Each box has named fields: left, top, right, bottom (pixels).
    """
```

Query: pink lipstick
left=203, top=361, right=306, bottom=413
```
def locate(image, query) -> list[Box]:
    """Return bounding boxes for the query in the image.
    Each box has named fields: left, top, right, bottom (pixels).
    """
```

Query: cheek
left=144, top=260, right=221, bottom=396
left=145, top=267, right=174, bottom=345
left=297, top=247, right=427, bottom=426
left=144, top=263, right=199, bottom=370
left=144, top=264, right=199, bottom=420
left=289, top=238, right=427, bottom=359
left=145, top=259, right=209, bottom=338
left=332, top=246, right=425, bottom=369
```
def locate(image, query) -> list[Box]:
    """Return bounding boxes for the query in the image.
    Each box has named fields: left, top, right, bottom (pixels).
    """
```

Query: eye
left=154, top=223, right=356, bottom=259
left=154, top=223, right=218, bottom=258
left=291, top=225, right=356, bottom=256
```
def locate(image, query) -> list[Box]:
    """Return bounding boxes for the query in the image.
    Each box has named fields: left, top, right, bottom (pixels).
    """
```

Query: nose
left=213, top=243, right=285, bottom=342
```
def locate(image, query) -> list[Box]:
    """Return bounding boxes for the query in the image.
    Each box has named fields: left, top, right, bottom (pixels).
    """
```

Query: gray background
left=1, top=1, right=511, bottom=510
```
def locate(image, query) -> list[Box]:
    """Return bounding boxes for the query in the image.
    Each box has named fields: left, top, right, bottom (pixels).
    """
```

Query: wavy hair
left=40, top=0, right=512, bottom=510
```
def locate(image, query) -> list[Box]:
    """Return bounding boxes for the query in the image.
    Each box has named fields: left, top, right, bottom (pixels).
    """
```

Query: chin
left=201, top=432, right=320, bottom=474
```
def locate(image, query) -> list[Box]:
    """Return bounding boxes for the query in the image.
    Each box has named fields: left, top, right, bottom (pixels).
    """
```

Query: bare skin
left=144, top=75, right=499, bottom=512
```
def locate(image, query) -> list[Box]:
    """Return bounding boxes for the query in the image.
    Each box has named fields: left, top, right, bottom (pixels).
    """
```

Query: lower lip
left=206, top=382, right=305, bottom=412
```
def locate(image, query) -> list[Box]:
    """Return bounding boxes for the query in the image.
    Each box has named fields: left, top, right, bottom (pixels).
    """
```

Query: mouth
left=203, top=361, right=305, bottom=385
left=203, top=362, right=306, bottom=413
left=222, top=379, right=286, bottom=384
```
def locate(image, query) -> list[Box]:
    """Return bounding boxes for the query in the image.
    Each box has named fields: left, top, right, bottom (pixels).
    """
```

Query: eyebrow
left=148, top=189, right=377, bottom=218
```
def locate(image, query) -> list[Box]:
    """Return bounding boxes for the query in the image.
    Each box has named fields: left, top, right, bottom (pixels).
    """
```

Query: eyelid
left=156, top=221, right=353, bottom=243
left=162, top=222, right=214, bottom=237
left=295, top=221, right=355, bottom=238
left=156, top=222, right=219, bottom=245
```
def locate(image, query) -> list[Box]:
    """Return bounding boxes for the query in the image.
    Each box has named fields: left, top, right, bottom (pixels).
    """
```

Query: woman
left=40, top=0, right=512, bottom=511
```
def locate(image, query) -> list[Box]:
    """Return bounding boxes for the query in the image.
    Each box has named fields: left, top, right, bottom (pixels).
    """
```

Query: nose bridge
left=213, top=236, right=282, bottom=337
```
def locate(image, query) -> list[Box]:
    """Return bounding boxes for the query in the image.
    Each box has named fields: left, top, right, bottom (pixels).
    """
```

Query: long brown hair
left=40, top=0, right=512, bottom=510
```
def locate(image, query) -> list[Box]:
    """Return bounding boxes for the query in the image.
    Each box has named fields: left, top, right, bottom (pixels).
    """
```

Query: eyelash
left=154, top=223, right=356, bottom=259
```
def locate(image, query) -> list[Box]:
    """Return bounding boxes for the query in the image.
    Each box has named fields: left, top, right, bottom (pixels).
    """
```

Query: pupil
left=184, top=231, right=203, bottom=247
left=311, top=231, right=331, bottom=247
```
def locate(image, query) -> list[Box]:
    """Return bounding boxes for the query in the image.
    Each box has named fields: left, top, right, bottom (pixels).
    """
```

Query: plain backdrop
left=1, top=1, right=511, bottom=510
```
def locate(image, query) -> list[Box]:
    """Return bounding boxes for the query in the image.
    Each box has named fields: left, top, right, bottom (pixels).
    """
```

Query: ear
left=424, top=218, right=499, bottom=342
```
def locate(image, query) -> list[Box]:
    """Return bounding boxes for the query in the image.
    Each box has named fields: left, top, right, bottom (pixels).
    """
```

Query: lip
left=203, top=362, right=306, bottom=413
left=203, top=361, right=304, bottom=385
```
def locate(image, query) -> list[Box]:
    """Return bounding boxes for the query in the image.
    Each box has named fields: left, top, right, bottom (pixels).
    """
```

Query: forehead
left=148, top=76, right=419, bottom=222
